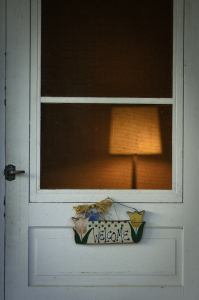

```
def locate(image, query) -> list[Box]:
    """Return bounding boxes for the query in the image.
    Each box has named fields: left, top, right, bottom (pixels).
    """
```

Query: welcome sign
left=72, top=212, right=145, bottom=245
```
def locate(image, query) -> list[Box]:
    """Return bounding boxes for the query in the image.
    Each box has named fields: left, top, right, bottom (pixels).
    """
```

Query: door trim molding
left=0, top=0, right=6, bottom=299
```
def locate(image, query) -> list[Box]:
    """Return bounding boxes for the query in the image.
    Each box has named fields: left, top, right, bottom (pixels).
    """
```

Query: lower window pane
left=40, top=104, right=172, bottom=189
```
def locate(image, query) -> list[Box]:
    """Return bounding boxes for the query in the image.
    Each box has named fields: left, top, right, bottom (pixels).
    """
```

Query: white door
left=5, top=0, right=199, bottom=299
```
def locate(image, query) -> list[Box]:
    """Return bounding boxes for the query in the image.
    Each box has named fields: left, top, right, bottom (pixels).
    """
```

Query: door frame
left=0, top=0, right=5, bottom=299
left=4, top=0, right=199, bottom=299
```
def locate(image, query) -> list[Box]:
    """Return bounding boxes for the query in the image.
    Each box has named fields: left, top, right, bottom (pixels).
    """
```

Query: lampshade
left=109, top=106, right=162, bottom=155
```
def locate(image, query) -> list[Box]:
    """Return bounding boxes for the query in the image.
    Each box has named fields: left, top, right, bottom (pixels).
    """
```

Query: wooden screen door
left=5, top=0, right=199, bottom=299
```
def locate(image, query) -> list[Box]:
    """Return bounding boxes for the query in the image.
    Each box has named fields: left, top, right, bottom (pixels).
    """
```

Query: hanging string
left=113, top=202, right=119, bottom=221
left=107, top=197, right=139, bottom=213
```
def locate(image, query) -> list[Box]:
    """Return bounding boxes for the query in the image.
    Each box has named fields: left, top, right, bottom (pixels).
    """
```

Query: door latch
left=4, top=164, right=25, bottom=181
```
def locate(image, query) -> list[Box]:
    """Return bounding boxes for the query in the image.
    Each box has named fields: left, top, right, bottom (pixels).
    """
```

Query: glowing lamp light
left=109, top=106, right=162, bottom=188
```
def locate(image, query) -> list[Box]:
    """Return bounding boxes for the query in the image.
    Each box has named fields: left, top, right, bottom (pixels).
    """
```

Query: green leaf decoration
left=128, top=222, right=146, bottom=243
left=73, top=229, right=82, bottom=244
left=81, top=228, right=93, bottom=244
left=73, top=228, right=93, bottom=244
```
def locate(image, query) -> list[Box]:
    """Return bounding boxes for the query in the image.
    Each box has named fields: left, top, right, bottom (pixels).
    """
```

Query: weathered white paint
left=183, top=0, right=199, bottom=297
left=5, top=0, right=30, bottom=299
left=29, top=227, right=182, bottom=287
left=29, top=203, right=184, bottom=227
left=0, top=0, right=5, bottom=299
left=28, top=287, right=184, bottom=300
left=198, top=149, right=199, bottom=170
left=41, top=97, right=174, bottom=104
left=5, top=0, right=199, bottom=299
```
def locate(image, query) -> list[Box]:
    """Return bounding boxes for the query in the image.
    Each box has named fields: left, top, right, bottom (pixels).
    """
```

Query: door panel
left=29, top=227, right=182, bottom=287
left=5, top=0, right=199, bottom=300
left=29, top=203, right=183, bottom=288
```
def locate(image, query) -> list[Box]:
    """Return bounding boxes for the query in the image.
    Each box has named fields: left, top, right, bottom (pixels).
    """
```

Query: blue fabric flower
left=85, top=211, right=100, bottom=221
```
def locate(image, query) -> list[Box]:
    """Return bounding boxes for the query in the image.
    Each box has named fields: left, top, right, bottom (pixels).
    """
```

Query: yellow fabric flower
left=127, top=211, right=145, bottom=228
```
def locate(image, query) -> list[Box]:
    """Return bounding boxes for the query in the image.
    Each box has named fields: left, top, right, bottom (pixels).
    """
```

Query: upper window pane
left=41, top=0, right=173, bottom=98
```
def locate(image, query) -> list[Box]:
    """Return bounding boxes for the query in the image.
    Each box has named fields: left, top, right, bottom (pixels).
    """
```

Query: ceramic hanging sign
left=72, top=199, right=145, bottom=245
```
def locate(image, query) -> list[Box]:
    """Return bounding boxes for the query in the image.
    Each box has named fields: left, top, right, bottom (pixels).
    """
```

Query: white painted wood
left=30, top=0, right=183, bottom=204
left=29, top=203, right=184, bottom=227
left=29, top=227, right=182, bottom=287
left=5, top=0, right=30, bottom=299
left=0, top=0, right=5, bottom=299
left=41, top=97, right=174, bottom=104
left=5, top=0, right=199, bottom=299
left=183, top=0, right=199, bottom=297
left=28, top=287, right=184, bottom=300
left=30, top=190, right=182, bottom=203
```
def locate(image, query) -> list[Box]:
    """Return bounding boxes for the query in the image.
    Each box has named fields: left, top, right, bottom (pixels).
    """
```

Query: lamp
left=109, top=106, right=162, bottom=189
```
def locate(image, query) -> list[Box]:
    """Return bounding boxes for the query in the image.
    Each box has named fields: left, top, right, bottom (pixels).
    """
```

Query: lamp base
left=132, top=155, right=137, bottom=189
